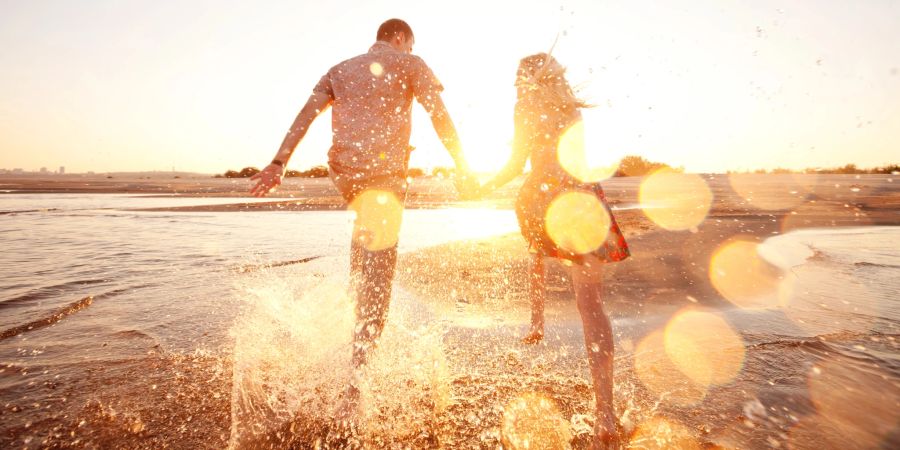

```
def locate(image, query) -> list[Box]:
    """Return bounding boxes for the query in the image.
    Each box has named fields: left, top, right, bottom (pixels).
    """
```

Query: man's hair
left=376, top=19, right=413, bottom=42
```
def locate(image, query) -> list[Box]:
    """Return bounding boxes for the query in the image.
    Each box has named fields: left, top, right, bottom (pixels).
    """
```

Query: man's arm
left=250, top=91, right=332, bottom=197
left=420, top=95, right=466, bottom=168
left=418, top=94, right=478, bottom=196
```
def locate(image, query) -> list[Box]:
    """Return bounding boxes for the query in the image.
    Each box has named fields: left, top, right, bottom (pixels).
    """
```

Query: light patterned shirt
left=314, top=41, right=443, bottom=182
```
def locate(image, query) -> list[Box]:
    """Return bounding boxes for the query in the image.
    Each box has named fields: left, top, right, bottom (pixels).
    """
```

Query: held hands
left=453, top=169, right=482, bottom=200
left=249, top=163, right=284, bottom=197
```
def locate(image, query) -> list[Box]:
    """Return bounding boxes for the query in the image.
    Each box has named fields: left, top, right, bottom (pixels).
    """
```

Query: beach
left=1, top=173, right=898, bottom=449
left=392, top=173, right=899, bottom=448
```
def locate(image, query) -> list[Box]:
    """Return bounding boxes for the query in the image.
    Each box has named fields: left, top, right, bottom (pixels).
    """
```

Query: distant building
left=59, top=166, right=65, bottom=174
left=40, top=167, right=48, bottom=174
left=12, top=168, right=24, bottom=174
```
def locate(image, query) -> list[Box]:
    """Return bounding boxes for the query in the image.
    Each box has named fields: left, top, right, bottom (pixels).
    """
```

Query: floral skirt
left=515, top=178, right=630, bottom=264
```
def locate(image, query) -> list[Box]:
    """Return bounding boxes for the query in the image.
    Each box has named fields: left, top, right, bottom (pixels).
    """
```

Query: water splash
left=228, top=264, right=450, bottom=447
left=229, top=272, right=354, bottom=447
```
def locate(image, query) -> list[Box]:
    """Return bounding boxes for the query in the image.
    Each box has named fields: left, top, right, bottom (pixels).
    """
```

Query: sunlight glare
left=455, top=123, right=513, bottom=173
left=557, top=120, right=619, bottom=182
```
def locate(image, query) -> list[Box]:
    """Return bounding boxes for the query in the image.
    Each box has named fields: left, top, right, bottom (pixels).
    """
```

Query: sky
left=0, top=0, right=898, bottom=174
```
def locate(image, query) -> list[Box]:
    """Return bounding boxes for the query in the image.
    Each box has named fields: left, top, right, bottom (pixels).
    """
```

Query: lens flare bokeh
left=634, top=330, right=708, bottom=406
left=638, top=169, right=712, bottom=231
left=727, top=173, right=818, bottom=210
left=808, top=359, right=900, bottom=436
left=709, top=238, right=788, bottom=309
left=545, top=190, right=611, bottom=255
left=500, top=392, right=572, bottom=450
left=789, top=358, right=900, bottom=449
left=663, top=310, right=746, bottom=387
left=349, top=189, right=403, bottom=251
left=556, top=120, right=619, bottom=182
left=369, top=62, right=384, bottom=77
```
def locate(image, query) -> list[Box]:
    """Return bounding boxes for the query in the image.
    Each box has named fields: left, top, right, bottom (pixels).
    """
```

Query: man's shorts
left=331, top=170, right=408, bottom=251
left=330, top=169, right=408, bottom=204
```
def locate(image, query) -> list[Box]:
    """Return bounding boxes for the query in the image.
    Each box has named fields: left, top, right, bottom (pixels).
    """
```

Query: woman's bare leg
left=522, top=253, right=546, bottom=344
left=572, top=261, right=618, bottom=449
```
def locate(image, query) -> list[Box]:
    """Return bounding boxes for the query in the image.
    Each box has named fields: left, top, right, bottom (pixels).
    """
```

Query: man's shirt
left=314, top=41, right=443, bottom=181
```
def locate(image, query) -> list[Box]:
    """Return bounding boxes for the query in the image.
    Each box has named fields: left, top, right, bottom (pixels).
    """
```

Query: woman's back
left=515, top=96, right=584, bottom=187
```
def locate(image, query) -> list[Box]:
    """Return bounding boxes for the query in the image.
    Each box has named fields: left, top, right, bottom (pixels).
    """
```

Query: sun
left=458, top=116, right=514, bottom=173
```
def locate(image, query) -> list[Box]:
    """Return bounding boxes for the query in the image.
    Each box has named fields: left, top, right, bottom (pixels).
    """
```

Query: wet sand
left=1, top=173, right=898, bottom=448
left=4, top=172, right=897, bottom=215
left=0, top=175, right=460, bottom=211
left=389, top=176, right=898, bottom=449
left=395, top=173, right=899, bottom=317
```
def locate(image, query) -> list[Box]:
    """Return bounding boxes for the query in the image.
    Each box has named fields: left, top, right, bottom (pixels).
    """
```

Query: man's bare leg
left=336, top=243, right=397, bottom=424
left=572, top=263, right=618, bottom=449
left=522, top=253, right=546, bottom=344
left=351, top=244, right=397, bottom=367
left=337, top=206, right=400, bottom=424
left=336, top=239, right=365, bottom=422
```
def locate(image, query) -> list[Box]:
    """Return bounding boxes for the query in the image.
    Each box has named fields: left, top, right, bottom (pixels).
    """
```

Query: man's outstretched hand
left=249, top=163, right=284, bottom=197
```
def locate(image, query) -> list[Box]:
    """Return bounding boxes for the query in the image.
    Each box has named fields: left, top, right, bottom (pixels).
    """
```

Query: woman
left=476, top=53, right=630, bottom=448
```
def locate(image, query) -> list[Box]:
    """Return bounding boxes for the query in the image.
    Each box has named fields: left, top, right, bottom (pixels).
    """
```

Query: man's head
left=376, top=18, right=414, bottom=54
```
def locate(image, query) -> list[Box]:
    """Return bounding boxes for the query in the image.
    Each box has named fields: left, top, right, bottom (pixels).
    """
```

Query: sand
left=391, top=173, right=900, bottom=448
left=2, top=173, right=897, bottom=448
left=0, top=174, right=461, bottom=211
left=395, top=173, right=898, bottom=315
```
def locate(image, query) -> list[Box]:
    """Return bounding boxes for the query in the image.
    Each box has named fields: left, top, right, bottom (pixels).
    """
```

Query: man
left=250, top=18, right=474, bottom=417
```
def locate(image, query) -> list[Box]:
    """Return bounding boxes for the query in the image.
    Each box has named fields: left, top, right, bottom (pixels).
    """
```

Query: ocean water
left=714, top=227, right=900, bottom=449
left=0, top=193, right=897, bottom=449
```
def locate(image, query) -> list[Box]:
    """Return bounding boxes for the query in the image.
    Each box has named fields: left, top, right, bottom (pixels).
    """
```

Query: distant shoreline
left=2, top=173, right=897, bottom=218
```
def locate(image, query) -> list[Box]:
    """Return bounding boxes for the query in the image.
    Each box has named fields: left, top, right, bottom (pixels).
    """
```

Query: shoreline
left=3, top=173, right=897, bottom=216
left=1, top=173, right=898, bottom=448
left=387, top=179, right=899, bottom=448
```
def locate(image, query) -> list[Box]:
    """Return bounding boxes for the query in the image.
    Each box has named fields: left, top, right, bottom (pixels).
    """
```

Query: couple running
left=250, top=18, right=630, bottom=448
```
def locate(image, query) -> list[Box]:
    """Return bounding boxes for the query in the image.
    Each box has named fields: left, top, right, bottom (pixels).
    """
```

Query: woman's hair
left=516, top=53, right=589, bottom=110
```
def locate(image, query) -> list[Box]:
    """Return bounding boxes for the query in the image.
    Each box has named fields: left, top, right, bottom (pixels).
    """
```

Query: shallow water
left=0, top=194, right=897, bottom=449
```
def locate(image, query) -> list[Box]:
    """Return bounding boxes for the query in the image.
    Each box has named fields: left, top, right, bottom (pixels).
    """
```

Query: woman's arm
left=478, top=106, right=533, bottom=195
left=479, top=145, right=529, bottom=195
